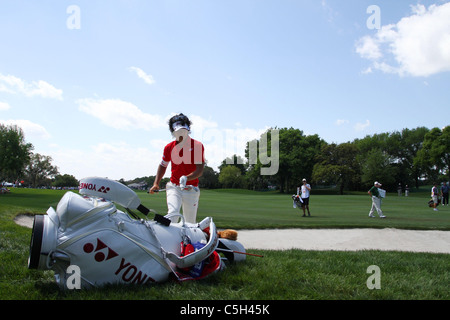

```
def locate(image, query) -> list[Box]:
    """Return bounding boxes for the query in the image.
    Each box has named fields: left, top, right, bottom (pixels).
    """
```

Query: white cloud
left=355, top=35, right=383, bottom=60
left=77, top=98, right=165, bottom=131
left=321, top=0, right=338, bottom=23
left=51, top=141, right=162, bottom=180
left=0, top=119, right=51, bottom=139
left=335, top=119, right=349, bottom=126
left=0, top=101, right=11, bottom=111
left=0, top=73, right=63, bottom=99
left=189, top=115, right=219, bottom=135
left=128, top=66, right=155, bottom=85
left=354, top=120, right=370, bottom=132
left=356, top=2, right=450, bottom=77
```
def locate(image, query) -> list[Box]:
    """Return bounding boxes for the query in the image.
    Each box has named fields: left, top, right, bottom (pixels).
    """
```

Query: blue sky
left=1, top=0, right=449, bottom=181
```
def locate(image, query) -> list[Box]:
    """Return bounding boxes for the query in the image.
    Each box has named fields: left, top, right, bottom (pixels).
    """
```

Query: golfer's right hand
left=149, top=185, right=160, bottom=194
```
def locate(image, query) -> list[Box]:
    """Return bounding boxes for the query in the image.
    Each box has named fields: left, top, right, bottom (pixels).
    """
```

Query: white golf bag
left=28, top=177, right=246, bottom=289
left=292, top=194, right=304, bottom=209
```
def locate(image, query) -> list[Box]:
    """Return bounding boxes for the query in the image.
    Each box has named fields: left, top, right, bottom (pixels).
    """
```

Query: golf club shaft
left=147, top=189, right=166, bottom=193
left=148, top=185, right=197, bottom=193
left=216, top=248, right=264, bottom=258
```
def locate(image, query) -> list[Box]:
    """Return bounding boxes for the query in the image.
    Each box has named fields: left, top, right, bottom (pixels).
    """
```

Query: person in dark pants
left=300, top=178, right=311, bottom=217
left=441, top=182, right=449, bottom=206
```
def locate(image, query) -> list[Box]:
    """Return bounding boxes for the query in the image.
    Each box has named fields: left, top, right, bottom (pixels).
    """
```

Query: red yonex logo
left=79, top=183, right=111, bottom=194
left=82, top=238, right=156, bottom=284
left=83, top=238, right=118, bottom=262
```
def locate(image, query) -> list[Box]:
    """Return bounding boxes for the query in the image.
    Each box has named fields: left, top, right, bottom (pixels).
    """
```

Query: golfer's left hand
left=179, top=176, right=187, bottom=189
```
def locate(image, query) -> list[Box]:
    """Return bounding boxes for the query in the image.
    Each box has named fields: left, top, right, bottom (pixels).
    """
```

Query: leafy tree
left=415, top=126, right=450, bottom=181
left=244, top=128, right=324, bottom=193
left=24, top=153, right=59, bottom=187
left=218, top=155, right=247, bottom=175
left=0, top=124, right=33, bottom=181
left=354, top=132, right=390, bottom=155
left=354, top=128, right=429, bottom=191
left=279, top=129, right=324, bottom=193
left=53, top=174, right=79, bottom=188
left=244, top=161, right=273, bottom=190
left=219, top=166, right=244, bottom=188
left=389, top=127, right=429, bottom=189
left=361, top=149, right=397, bottom=189
left=312, top=143, right=360, bottom=195
left=199, top=165, right=219, bottom=189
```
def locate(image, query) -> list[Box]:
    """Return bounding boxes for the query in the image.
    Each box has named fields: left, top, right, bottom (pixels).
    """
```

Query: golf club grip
left=137, top=204, right=150, bottom=215
left=154, top=213, right=171, bottom=226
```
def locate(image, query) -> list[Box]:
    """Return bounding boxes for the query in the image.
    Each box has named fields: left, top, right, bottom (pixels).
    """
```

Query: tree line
left=1, top=123, right=449, bottom=193
left=201, top=126, right=449, bottom=194
left=0, top=124, right=78, bottom=188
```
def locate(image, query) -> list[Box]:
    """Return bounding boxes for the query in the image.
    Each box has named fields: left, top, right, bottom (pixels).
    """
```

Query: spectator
left=440, top=182, right=449, bottom=206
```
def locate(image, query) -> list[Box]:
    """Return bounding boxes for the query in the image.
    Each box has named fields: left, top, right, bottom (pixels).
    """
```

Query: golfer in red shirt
left=149, top=113, right=205, bottom=224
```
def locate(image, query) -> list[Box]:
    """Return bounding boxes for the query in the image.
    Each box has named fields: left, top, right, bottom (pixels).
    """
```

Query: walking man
left=368, top=181, right=386, bottom=218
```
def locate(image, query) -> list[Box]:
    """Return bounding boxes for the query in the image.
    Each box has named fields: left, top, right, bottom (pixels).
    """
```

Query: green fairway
left=2, top=187, right=449, bottom=231
left=0, top=187, right=449, bottom=300
left=140, top=188, right=450, bottom=230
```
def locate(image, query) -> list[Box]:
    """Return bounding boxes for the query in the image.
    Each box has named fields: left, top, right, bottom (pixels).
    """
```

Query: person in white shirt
left=300, top=178, right=311, bottom=217
left=431, top=183, right=439, bottom=212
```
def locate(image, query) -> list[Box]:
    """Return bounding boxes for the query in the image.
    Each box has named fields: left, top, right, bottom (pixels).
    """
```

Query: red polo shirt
left=160, top=138, right=205, bottom=186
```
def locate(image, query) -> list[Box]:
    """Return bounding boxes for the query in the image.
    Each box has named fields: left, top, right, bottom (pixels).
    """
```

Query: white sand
left=237, top=228, right=450, bottom=254
left=14, top=215, right=35, bottom=228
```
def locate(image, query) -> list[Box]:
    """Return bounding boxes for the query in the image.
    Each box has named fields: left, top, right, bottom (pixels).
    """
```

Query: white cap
left=172, top=121, right=190, bottom=132
left=374, top=181, right=382, bottom=186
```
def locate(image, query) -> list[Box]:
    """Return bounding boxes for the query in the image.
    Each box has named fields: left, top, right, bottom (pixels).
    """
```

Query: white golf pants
left=166, top=182, right=200, bottom=224
left=369, top=196, right=383, bottom=217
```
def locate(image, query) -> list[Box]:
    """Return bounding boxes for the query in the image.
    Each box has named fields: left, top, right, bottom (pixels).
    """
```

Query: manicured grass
left=0, top=187, right=449, bottom=300
left=141, top=188, right=450, bottom=230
